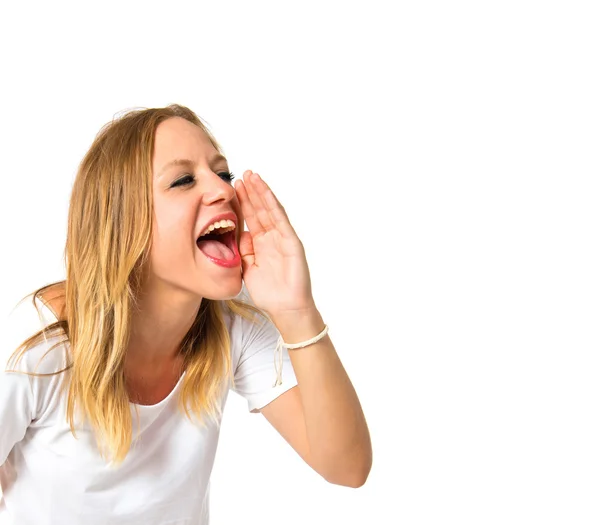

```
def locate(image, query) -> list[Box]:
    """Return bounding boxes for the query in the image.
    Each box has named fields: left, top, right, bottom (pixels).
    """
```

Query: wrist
left=270, top=307, right=325, bottom=345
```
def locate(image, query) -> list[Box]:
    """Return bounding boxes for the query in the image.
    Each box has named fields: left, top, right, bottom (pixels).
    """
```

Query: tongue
left=197, top=239, right=234, bottom=261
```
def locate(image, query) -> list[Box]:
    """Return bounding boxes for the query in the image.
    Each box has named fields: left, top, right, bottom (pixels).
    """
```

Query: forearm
left=270, top=307, right=372, bottom=486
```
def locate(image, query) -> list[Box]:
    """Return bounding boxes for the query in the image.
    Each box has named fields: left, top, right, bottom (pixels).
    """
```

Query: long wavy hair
left=5, top=104, right=268, bottom=465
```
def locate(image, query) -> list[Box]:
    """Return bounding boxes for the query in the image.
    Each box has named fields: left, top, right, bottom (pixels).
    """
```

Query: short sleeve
left=0, top=296, right=68, bottom=465
left=230, top=289, right=298, bottom=413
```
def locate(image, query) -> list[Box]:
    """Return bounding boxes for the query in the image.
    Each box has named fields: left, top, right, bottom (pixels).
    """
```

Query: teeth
left=199, top=219, right=236, bottom=238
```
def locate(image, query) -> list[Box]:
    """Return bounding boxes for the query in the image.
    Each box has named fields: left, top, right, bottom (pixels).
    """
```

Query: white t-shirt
left=0, top=289, right=298, bottom=525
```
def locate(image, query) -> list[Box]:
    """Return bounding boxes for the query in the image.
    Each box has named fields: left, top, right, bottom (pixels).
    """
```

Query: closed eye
left=171, top=171, right=236, bottom=188
left=171, top=174, right=195, bottom=188
left=219, top=171, right=236, bottom=183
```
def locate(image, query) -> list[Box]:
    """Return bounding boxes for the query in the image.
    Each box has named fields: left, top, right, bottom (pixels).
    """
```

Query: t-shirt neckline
left=130, top=371, right=186, bottom=409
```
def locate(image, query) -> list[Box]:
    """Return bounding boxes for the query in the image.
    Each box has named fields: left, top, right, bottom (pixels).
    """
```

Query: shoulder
left=1, top=289, right=69, bottom=376
left=1, top=289, right=70, bottom=430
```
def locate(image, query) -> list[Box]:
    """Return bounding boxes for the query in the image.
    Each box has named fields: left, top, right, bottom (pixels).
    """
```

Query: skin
left=40, top=116, right=372, bottom=483
left=124, top=117, right=246, bottom=393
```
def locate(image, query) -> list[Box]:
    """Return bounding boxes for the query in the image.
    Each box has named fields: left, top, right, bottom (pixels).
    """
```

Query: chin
left=194, top=275, right=244, bottom=301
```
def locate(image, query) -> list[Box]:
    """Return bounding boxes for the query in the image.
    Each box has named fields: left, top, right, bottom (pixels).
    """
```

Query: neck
left=126, top=279, right=202, bottom=367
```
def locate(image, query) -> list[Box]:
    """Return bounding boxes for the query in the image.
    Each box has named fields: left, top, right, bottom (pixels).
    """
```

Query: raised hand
left=234, top=170, right=316, bottom=318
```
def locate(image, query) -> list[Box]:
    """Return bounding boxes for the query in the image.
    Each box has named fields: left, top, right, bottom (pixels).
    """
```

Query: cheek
left=151, top=202, right=197, bottom=252
left=153, top=197, right=194, bottom=228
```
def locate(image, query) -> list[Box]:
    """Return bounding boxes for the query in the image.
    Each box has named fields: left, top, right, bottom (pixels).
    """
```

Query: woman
left=0, top=104, right=372, bottom=524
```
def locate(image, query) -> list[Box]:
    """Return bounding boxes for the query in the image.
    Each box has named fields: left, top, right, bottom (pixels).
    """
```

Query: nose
left=200, top=172, right=237, bottom=205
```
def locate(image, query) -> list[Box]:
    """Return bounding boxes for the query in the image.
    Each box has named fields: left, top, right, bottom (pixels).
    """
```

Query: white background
left=0, top=1, right=598, bottom=524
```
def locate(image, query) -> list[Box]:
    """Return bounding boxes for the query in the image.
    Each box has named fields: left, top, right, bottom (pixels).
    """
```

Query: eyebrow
left=157, top=153, right=228, bottom=179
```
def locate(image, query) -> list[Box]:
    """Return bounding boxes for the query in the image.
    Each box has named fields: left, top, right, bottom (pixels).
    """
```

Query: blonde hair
left=5, top=104, right=269, bottom=466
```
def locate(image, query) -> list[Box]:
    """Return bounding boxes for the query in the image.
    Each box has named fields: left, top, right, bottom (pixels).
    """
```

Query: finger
left=243, top=171, right=273, bottom=233
left=253, top=175, right=297, bottom=238
left=251, top=173, right=289, bottom=217
left=235, top=172, right=265, bottom=237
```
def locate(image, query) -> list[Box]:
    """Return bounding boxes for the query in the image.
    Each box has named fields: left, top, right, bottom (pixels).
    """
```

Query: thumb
left=238, top=230, right=255, bottom=272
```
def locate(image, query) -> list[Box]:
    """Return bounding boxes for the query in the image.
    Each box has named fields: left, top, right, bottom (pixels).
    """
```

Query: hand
left=234, top=170, right=316, bottom=318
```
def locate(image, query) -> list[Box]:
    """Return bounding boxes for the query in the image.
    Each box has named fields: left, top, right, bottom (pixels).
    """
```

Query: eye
left=171, top=174, right=195, bottom=188
left=218, top=171, right=236, bottom=184
left=170, top=171, right=235, bottom=189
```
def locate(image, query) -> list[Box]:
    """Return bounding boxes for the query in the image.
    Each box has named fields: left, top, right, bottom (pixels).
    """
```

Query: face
left=147, top=116, right=243, bottom=300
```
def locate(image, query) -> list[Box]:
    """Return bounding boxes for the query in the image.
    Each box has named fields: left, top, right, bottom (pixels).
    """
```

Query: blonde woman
left=0, top=105, right=372, bottom=524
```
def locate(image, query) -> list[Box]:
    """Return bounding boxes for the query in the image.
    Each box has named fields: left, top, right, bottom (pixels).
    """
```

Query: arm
left=233, top=170, right=372, bottom=486
left=261, top=307, right=372, bottom=488
left=0, top=305, right=36, bottom=466
left=0, top=370, right=34, bottom=465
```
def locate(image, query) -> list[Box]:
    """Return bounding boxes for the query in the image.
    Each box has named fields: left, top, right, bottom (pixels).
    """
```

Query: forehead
left=153, top=117, right=218, bottom=170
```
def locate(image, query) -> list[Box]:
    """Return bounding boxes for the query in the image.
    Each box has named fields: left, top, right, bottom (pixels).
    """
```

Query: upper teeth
left=199, top=219, right=236, bottom=237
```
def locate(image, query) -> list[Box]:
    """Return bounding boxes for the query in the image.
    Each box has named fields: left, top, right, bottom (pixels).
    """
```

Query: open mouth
left=196, top=229, right=238, bottom=263
left=196, top=229, right=236, bottom=246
